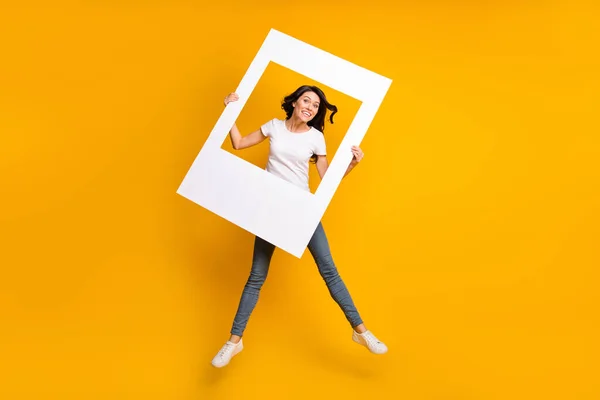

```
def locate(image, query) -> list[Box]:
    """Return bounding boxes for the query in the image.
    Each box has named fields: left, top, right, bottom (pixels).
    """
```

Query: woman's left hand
left=350, top=145, right=364, bottom=165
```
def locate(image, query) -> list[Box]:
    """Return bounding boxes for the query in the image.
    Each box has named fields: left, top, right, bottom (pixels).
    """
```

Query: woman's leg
left=212, top=235, right=276, bottom=368
left=229, top=235, right=276, bottom=341
left=307, top=222, right=388, bottom=354
left=307, top=222, right=364, bottom=330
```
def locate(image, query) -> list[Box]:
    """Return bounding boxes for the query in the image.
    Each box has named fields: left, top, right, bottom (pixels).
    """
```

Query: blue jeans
left=230, top=222, right=364, bottom=337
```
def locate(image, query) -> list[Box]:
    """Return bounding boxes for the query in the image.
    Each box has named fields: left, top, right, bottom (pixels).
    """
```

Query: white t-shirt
left=260, top=118, right=327, bottom=191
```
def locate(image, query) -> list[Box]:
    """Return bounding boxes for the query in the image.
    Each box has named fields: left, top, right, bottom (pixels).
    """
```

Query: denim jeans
left=230, top=222, right=364, bottom=337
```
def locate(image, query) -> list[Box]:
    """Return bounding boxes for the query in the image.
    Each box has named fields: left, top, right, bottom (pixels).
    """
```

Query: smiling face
left=292, top=91, right=320, bottom=122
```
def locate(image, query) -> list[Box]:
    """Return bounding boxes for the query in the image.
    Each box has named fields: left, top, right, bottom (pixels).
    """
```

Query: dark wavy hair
left=281, top=85, right=338, bottom=162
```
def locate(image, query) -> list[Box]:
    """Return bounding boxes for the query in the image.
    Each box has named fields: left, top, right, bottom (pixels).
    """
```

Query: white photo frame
left=177, top=28, right=392, bottom=258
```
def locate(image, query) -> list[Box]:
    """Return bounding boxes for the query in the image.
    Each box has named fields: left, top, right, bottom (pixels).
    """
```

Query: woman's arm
left=315, top=155, right=329, bottom=179
left=228, top=124, right=266, bottom=150
left=315, top=145, right=364, bottom=179
left=224, top=93, right=267, bottom=150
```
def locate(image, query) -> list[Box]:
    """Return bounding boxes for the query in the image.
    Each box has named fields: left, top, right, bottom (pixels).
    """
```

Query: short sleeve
left=313, top=131, right=327, bottom=156
left=260, top=119, right=276, bottom=137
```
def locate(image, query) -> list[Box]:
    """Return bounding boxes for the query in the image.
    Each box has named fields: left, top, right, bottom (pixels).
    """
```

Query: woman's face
left=293, top=91, right=320, bottom=122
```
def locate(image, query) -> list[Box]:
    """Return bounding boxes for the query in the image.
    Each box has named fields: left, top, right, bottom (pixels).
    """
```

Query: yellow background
left=1, top=1, right=599, bottom=399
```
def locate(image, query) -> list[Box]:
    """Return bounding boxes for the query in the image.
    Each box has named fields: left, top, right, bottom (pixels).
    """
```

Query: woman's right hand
left=224, top=92, right=239, bottom=106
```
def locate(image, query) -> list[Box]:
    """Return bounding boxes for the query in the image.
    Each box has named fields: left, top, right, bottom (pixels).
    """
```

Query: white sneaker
left=211, top=339, right=243, bottom=368
left=352, top=330, right=388, bottom=354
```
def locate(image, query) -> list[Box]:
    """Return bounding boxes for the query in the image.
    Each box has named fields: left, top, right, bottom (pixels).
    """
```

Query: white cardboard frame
left=177, top=28, right=392, bottom=258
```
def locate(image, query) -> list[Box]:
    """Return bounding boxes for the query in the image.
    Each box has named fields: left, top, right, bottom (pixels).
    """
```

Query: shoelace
left=363, top=332, right=382, bottom=346
left=217, top=342, right=236, bottom=359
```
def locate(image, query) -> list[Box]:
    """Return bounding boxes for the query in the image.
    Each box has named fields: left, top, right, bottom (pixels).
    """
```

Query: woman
left=211, top=85, right=387, bottom=368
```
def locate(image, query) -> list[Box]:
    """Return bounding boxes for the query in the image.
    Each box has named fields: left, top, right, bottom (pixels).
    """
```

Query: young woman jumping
left=211, top=85, right=387, bottom=368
